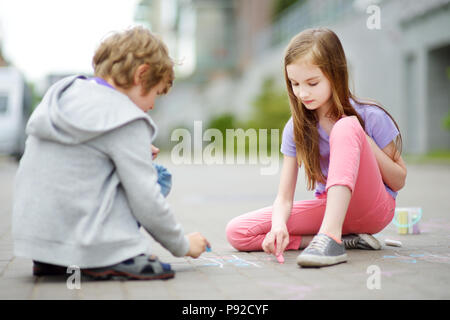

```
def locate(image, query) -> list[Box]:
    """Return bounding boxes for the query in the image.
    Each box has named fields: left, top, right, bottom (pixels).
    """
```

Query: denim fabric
left=136, top=164, right=172, bottom=229
left=153, top=163, right=172, bottom=197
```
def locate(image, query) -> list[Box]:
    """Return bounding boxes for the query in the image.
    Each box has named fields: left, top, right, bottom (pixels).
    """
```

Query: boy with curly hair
left=13, top=26, right=209, bottom=280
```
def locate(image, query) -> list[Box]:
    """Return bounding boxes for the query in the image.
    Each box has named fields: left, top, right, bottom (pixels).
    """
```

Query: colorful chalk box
left=393, top=207, right=422, bottom=234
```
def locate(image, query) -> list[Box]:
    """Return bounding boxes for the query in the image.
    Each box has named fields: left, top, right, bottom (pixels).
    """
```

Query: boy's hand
left=151, top=145, right=160, bottom=160
left=186, top=232, right=210, bottom=258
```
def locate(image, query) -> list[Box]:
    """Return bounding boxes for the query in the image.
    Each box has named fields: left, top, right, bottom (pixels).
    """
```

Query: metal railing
left=254, top=0, right=356, bottom=56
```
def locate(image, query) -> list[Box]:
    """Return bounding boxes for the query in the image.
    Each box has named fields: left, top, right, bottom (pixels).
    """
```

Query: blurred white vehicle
left=0, top=67, right=32, bottom=160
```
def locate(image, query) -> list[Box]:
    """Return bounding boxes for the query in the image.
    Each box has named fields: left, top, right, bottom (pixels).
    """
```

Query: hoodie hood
left=27, top=75, right=158, bottom=144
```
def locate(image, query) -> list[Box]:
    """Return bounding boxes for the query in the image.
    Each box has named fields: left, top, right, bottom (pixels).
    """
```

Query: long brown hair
left=283, top=27, right=402, bottom=190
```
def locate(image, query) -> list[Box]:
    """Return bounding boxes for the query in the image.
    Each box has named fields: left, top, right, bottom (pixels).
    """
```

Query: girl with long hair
left=226, top=28, right=407, bottom=267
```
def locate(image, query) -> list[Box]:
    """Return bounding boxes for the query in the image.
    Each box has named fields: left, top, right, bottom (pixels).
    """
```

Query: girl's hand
left=262, top=224, right=289, bottom=256
left=186, top=232, right=210, bottom=258
left=151, top=145, right=160, bottom=160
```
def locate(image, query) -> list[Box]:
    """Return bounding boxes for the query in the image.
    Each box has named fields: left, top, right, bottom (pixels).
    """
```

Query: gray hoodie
left=12, top=75, right=189, bottom=268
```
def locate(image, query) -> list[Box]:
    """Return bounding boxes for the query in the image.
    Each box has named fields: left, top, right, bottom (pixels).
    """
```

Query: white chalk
left=385, top=239, right=402, bottom=247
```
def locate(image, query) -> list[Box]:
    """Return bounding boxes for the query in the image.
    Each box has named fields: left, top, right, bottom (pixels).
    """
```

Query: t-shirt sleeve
left=280, top=117, right=297, bottom=157
left=365, top=106, right=400, bottom=149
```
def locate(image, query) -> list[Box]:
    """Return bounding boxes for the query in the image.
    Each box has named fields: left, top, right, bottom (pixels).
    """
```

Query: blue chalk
left=206, top=246, right=211, bottom=252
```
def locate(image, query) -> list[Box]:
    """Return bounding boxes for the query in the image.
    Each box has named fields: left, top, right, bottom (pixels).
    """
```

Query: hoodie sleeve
left=97, top=119, right=189, bottom=257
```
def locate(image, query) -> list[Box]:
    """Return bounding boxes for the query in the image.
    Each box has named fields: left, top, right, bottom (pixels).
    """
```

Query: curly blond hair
left=92, top=26, right=174, bottom=94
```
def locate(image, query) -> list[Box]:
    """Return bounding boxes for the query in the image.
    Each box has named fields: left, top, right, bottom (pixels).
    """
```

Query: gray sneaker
left=296, top=233, right=347, bottom=267
left=342, top=234, right=381, bottom=250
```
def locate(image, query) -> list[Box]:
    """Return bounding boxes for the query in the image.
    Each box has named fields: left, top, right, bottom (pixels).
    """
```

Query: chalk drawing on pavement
left=382, top=252, right=450, bottom=265
left=195, top=254, right=262, bottom=268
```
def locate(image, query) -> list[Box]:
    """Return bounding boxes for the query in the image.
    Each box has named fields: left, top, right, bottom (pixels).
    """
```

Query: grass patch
left=404, top=150, right=450, bottom=165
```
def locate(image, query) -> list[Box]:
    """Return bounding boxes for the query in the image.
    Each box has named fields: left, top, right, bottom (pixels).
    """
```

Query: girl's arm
left=366, top=136, right=407, bottom=192
left=272, top=155, right=299, bottom=226
left=262, top=155, right=298, bottom=255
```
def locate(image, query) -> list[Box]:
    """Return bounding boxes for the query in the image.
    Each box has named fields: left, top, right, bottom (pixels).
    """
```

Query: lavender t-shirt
left=280, top=99, right=399, bottom=199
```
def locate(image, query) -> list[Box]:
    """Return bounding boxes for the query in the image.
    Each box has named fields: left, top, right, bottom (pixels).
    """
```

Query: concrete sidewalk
left=0, top=154, right=449, bottom=299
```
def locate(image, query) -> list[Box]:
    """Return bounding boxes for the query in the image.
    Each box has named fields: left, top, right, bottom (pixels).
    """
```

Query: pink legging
left=226, top=116, right=396, bottom=251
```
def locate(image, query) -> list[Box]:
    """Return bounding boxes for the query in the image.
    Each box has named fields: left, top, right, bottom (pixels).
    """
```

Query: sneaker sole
left=296, top=253, right=348, bottom=267
left=81, top=269, right=175, bottom=281
left=33, top=264, right=67, bottom=276
left=358, top=234, right=381, bottom=250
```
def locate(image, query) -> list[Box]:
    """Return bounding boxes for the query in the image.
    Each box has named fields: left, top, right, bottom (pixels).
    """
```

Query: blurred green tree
left=442, top=66, right=450, bottom=131
left=206, top=76, right=291, bottom=154
left=272, top=0, right=306, bottom=20
left=27, top=82, right=43, bottom=112
left=245, top=76, right=291, bottom=135
left=207, top=112, right=237, bottom=136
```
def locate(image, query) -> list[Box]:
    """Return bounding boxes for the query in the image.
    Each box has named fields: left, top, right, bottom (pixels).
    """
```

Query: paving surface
left=0, top=154, right=449, bottom=300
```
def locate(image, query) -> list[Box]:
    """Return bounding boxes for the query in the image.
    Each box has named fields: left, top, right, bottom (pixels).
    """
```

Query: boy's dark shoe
left=81, top=254, right=175, bottom=281
left=33, top=261, right=67, bottom=276
left=33, top=254, right=174, bottom=281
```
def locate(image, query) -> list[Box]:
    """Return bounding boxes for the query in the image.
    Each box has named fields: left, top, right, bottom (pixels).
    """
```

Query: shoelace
left=308, top=235, right=331, bottom=252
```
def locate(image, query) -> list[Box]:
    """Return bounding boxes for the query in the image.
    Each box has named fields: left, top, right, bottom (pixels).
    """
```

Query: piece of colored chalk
left=385, top=239, right=402, bottom=247
left=397, top=210, right=408, bottom=234
left=206, top=246, right=211, bottom=252
left=276, top=254, right=284, bottom=264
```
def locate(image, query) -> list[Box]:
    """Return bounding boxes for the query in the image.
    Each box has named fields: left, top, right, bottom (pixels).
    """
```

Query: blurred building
left=190, top=0, right=273, bottom=80
left=234, top=0, right=273, bottom=71
left=335, top=0, right=450, bottom=154
left=135, top=0, right=450, bottom=155
left=135, top=0, right=192, bottom=76
left=397, top=0, right=450, bottom=153
left=135, top=0, right=272, bottom=80
left=134, top=0, right=163, bottom=31
left=250, top=0, right=450, bottom=154
left=133, top=0, right=274, bottom=145
left=190, top=0, right=236, bottom=80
